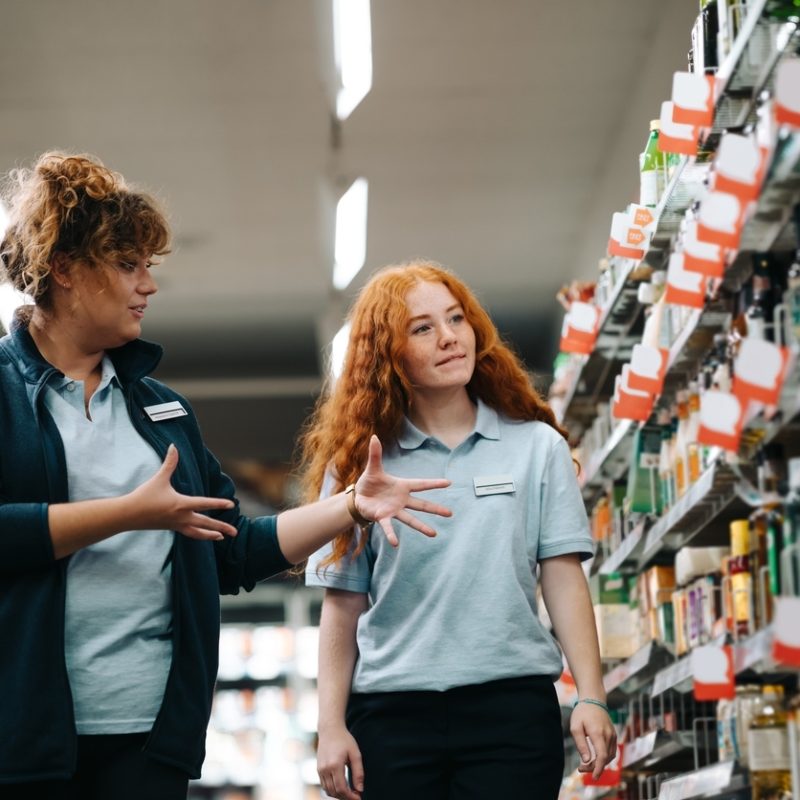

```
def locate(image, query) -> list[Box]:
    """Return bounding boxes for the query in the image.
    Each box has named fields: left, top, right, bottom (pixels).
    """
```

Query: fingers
left=394, top=509, right=437, bottom=538
left=350, top=748, right=365, bottom=795
left=158, top=443, right=179, bottom=476
left=377, top=517, right=399, bottom=547
left=188, top=512, right=238, bottom=537
left=405, top=478, right=451, bottom=491
left=571, top=726, right=595, bottom=774
left=364, top=434, right=383, bottom=473
left=403, top=496, right=452, bottom=518
left=319, top=765, right=361, bottom=800
left=185, top=495, right=236, bottom=512
left=181, top=526, right=225, bottom=541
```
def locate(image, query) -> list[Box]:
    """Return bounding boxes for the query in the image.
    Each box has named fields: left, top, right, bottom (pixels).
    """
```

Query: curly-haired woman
left=0, top=152, right=451, bottom=800
left=301, top=262, right=617, bottom=800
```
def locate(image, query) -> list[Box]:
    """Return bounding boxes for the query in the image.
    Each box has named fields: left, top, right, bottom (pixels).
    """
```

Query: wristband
left=573, top=698, right=613, bottom=719
left=344, top=483, right=372, bottom=527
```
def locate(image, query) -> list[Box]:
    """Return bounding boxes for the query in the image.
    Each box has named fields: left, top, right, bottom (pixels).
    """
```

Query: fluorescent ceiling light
left=333, top=0, right=372, bottom=120
left=0, top=283, right=33, bottom=333
left=332, top=178, right=368, bottom=291
left=330, top=321, right=351, bottom=379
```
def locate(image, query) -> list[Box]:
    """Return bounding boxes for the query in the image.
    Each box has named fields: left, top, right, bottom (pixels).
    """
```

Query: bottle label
left=748, top=728, right=790, bottom=771
left=640, top=170, right=662, bottom=208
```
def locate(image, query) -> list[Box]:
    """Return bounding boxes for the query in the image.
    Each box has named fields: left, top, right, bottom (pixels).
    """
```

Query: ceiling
left=0, top=0, right=698, bottom=486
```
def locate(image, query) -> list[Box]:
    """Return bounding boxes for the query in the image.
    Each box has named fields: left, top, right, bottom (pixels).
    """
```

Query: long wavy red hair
left=298, top=261, right=567, bottom=566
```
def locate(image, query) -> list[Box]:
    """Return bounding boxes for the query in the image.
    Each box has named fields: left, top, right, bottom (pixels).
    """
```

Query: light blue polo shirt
left=306, top=398, right=594, bottom=693
left=43, top=356, right=174, bottom=734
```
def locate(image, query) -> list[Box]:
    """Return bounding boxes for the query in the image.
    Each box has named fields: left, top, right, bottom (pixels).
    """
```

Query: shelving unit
left=554, top=4, right=800, bottom=800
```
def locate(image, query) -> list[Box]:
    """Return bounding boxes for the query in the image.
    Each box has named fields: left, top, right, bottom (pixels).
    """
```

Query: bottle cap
left=650, top=119, right=661, bottom=132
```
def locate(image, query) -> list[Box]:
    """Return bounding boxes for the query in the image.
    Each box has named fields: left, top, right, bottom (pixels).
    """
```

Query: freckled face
left=401, top=281, right=476, bottom=395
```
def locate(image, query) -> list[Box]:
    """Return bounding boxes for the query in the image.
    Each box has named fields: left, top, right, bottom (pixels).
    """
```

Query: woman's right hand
left=128, top=444, right=238, bottom=540
left=317, top=726, right=364, bottom=800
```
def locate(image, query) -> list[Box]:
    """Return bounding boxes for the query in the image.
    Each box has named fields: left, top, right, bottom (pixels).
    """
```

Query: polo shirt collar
left=397, top=397, right=501, bottom=450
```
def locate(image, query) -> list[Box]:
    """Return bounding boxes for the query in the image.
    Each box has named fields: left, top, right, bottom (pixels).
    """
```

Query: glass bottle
left=641, top=121, right=667, bottom=209
left=730, top=520, right=754, bottom=638
left=748, top=685, right=792, bottom=800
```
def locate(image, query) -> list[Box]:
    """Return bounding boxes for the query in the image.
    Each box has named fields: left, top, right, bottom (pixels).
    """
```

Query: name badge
left=144, top=401, right=188, bottom=422
left=473, top=474, right=515, bottom=496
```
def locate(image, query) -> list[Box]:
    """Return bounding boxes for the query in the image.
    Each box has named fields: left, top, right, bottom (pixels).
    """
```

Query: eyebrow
left=408, top=303, right=462, bottom=323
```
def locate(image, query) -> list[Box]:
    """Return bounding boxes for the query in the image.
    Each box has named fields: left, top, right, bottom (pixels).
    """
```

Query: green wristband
left=573, top=698, right=613, bottom=719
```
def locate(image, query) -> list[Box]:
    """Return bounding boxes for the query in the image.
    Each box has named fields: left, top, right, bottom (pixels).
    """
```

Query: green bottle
left=640, top=120, right=667, bottom=209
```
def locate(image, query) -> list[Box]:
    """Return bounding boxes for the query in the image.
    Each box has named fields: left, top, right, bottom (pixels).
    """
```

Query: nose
left=438, top=322, right=457, bottom=346
left=138, top=266, right=158, bottom=295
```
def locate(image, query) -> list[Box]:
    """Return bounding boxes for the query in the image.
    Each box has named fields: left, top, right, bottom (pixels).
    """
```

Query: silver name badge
left=144, top=401, right=188, bottom=422
left=473, top=474, right=515, bottom=496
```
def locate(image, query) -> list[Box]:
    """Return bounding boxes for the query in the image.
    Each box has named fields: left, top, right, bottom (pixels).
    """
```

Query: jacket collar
left=2, top=309, right=163, bottom=388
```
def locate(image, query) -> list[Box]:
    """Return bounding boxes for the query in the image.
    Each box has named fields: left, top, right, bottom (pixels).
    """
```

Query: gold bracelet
left=344, top=483, right=372, bottom=527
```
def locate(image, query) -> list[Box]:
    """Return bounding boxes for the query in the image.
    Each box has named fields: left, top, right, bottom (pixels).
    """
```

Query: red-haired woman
left=301, top=262, right=617, bottom=800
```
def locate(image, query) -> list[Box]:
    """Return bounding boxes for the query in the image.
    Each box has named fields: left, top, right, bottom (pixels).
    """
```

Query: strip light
left=330, top=322, right=351, bottom=379
left=332, top=178, right=368, bottom=291
left=333, top=0, right=372, bottom=120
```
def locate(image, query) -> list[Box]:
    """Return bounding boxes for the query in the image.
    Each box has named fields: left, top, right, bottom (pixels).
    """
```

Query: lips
left=129, top=305, right=146, bottom=318
left=436, top=354, right=466, bottom=366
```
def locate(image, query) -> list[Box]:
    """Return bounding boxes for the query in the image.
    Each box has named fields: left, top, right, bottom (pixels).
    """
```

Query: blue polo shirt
left=306, top=398, right=594, bottom=693
left=43, top=356, right=174, bottom=734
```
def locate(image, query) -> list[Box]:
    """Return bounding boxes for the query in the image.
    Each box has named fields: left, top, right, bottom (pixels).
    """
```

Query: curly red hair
left=298, top=260, right=567, bottom=566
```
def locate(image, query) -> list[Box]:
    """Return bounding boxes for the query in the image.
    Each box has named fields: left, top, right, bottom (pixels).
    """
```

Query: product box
left=589, top=572, right=629, bottom=605
left=594, top=604, right=639, bottom=659
left=645, top=566, right=676, bottom=610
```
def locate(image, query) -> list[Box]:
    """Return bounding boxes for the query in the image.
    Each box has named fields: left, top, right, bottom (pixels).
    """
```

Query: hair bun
left=38, top=153, right=121, bottom=208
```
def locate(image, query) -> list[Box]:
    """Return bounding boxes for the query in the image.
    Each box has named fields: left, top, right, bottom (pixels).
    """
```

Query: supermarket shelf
left=649, top=159, right=710, bottom=255
left=596, top=521, right=646, bottom=577
left=658, top=761, right=740, bottom=800
left=604, top=642, right=673, bottom=699
left=559, top=262, right=648, bottom=431
left=651, top=655, right=694, bottom=698
left=733, top=624, right=776, bottom=674
left=622, top=729, right=696, bottom=770
left=639, top=459, right=741, bottom=567
left=580, top=419, right=636, bottom=499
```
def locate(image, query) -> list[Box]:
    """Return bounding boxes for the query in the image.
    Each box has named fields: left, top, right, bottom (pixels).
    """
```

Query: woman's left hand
left=354, top=435, right=451, bottom=546
left=570, top=702, right=618, bottom=781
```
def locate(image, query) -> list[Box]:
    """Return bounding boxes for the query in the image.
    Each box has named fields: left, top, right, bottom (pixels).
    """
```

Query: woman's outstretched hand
left=353, top=435, right=451, bottom=546
left=129, top=444, right=238, bottom=540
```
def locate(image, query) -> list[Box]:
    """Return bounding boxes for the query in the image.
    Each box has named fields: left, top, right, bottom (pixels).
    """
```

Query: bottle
left=669, top=408, right=681, bottom=504
left=782, top=458, right=800, bottom=596
left=675, top=391, right=691, bottom=498
left=729, top=520, right=753, bottom=638
left=748, top=685, right=792, bottom=800
left=700, top=0, right=720, bottom=73
left=686, top=381, right=702, bottom=483
left=747, top=254, right=776, bottom=342
left=658, top=409, right=674, bottom=511
left=785, top=205, right=800, bottom=348
left=640, top=121, right=667, bottom=209
left=734, top=684, right=764, bottom=767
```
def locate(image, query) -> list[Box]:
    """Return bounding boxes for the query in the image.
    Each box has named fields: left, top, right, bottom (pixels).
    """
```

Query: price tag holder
left=659, top=101, right=699, bottom=156
left=671, top=71, right=715, bottom=127
left=664, top=252, right=707, bottom=309
left=733, top=337, right=790, bottom=406
left=692, top=644, right=735, bottom=700
left=628, top=344, right=669, bottom=394
left=772, top=597, right=800, bottom=667
left=608, top=212, right=648, bottom=259
left=696, top=191, right=745, bottom=250
left=697, top=390, right=744, bottom=453
left=683, top=220, right=726, bottom=278
left=711, top=132, right=766, bottom=201
left=775, top=59, right=800, bottom=128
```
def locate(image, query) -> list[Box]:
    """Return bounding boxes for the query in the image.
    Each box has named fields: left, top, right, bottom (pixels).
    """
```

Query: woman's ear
left=50, top=252, right=72, bottom=289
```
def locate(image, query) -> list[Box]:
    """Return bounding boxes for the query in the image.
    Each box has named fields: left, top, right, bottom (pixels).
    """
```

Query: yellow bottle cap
left=650, top=119, right=661, bottom=131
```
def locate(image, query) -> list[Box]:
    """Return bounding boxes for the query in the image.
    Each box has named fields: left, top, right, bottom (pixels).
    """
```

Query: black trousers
left=345, top=675, right=565, bottom=800
left=1, top=733, right=190, bottom=800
